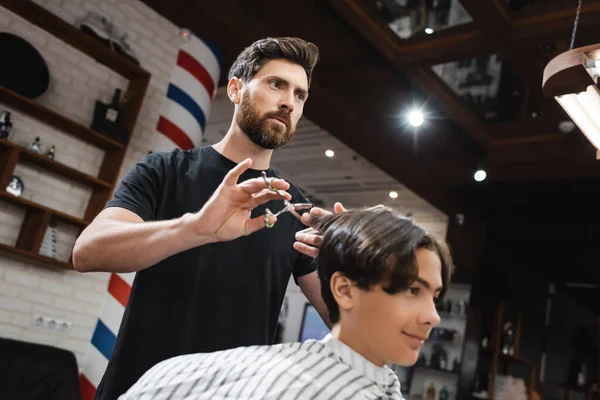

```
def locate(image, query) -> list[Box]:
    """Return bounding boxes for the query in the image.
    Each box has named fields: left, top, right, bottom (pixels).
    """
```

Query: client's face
left=350, top=249, right=443, bottom=367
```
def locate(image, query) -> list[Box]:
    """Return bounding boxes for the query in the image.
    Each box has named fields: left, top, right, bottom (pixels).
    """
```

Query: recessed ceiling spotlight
left=425, top=28, right=434, bottom=35
left=325, top=150, right=335, bottom=158
left=558, top=120, right=576, bottom=133
left=408, top=110, right=424, bottom=127
left=474, top=169, right=487, bottom=182
left=389, top=191, right=399, bottom=199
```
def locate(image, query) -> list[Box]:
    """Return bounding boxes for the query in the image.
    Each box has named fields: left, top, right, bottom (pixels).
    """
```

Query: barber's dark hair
left=228, top=37, right=320, bottom=88
left=313, top=208, right=453, bottom=324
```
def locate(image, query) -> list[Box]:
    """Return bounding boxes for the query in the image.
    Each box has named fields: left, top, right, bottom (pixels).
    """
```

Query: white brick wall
left=0, top=0, right=181, bottom=370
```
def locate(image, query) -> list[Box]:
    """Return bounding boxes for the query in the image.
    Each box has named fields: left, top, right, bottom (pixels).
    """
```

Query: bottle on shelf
left=0, top=110, right=12, bottom=140
left=481, top=334, right=489, bottom=350
left=458, top=300, right=467, bottom=317
left=439, top=351, right=447, bottom=371
left=106, top=88, right=122, bottom=123
left=30, top=136, right=41, bottom=154
left=444, top=299, right=453, bottom=315
left=439, top=385, right=449, bottom=400
left=501, top=321, right=515, bottom=355
left=576, top=361, right=587, bottom=388
left=46, top=145, right=55, bottom=160
left=426, top=382, right=436, bottom=400
left=452, top=357, right=460, bottom=372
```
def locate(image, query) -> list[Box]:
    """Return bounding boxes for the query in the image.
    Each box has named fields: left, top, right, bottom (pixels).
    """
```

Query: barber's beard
left=236, top=92, right=295, bottom=150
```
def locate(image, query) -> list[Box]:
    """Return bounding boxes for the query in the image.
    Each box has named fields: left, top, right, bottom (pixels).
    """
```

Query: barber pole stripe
left=183, top=36, right=221, bottom=86
left=84, top=343, right=110, bottom=387
left=170, top=66, right=213, bottom=125
left=90, top=320, right=115, bottom=360
left=80, top=33, right=220, bottom=400
left=153, top=34, right=221, bottom=153
left=177, top=51, right=215, bottom=98
left=107, top=274, right=130, bottom=307
left=79, top=374, right=95, bottom=400
left=80, top=272, right=134, bottom=400
left=156, top=116, right=195, bottom=150
left=166, top=84, right=207, bottom=133
left=101, top=293, right=127, bottom=335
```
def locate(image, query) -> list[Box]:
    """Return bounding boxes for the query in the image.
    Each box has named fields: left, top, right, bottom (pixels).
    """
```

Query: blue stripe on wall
left=91, top=320, right=116, bottom=360
left=167, top=83, right=206, bottom=132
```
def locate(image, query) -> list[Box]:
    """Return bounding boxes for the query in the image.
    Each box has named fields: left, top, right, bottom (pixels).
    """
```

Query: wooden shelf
left=0, top=242, right=73, bottom=269
left=0, top=191, right=89, bottom=229
left=1, top=0, right=150, bottom=81
left=0, top=0, right=149, bottom=271
left=0, top=139, right=112, bottom=189
left=0, top=86, right=125, bottom=151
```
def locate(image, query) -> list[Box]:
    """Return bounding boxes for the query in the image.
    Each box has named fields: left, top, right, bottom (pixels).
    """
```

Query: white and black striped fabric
left=118, top=335, right=403, bottom=400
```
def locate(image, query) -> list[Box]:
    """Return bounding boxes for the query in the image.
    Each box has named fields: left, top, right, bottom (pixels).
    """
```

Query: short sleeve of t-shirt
left=293, top=252, right=316, bottom=281
left=104, top=152, right=165, bottom=222
left=290, top=188, right=317, bottom=280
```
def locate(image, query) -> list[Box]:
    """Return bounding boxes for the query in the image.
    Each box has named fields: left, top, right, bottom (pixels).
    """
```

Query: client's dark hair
left=313, top=208, right=453, bottom=324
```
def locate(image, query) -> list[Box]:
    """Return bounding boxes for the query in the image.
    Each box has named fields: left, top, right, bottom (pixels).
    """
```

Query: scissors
left=261, top=171, right=313, bottom=228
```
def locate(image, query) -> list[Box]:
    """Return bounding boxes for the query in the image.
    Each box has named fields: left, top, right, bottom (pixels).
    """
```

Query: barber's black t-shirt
left=94, top=146, right=314, bottom=400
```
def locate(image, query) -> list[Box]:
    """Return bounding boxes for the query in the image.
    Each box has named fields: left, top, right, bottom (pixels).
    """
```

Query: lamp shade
left=543, top=43, right=600, bottom=152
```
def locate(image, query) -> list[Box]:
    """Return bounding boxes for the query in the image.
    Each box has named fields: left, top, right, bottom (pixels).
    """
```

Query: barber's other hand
left=293, top=202, right=346, bottom=258
left=188, top=158, right=291, bottom=243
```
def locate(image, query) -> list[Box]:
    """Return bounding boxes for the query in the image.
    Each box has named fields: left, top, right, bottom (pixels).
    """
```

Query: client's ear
left=330, top=272, right=355, bottom=312
left=227, top=77, right=243, bottom=104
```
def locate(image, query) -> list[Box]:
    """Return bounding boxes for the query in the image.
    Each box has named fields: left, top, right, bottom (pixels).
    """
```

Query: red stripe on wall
left=80, top=374, right=96, bottom=400
left=156, top=116, right=195, bottom=150
left=107, top=274, right=131, bottom=308
left=177, top=50, right=215, bottom=97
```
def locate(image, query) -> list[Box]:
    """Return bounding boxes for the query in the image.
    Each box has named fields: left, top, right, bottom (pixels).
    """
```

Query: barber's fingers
left=238, top=176, right=290, bottom=194
left=293, top=203, right=346, bottom=258
left=293, top=241, right=319, bottom=259
left=300, top=206, right=331, bottom=227
left=245, top=213, right=277, bottom=235
left=295, top=232, right=322, bottom=247
left=309, top=206, right=333, bottom=218
left=334, top=202, right=347, bottom=214
left=251, top=189, right=291, bottom=207
left=222, top=159, right=253, bottom=186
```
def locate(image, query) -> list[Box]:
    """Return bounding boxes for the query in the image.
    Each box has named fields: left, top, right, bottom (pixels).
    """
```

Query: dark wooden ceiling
left=141, top=0, right=600, bottom=299
left=140, top=0, right=600, bottom=208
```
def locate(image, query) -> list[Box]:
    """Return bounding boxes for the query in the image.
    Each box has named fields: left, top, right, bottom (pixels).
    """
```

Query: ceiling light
left=474, top=169, right=487, bottom=182
left=389, top=191, right=398, bottom=199
left=407, top=110, right=424, bottom=127
left=325, top=150, right=335, bottom=158
left=554, top=86, right=600, bottom=150
left=425, top=28, right=434, bottom=35
left=542, top=0, right=600, bottom=156
left=558, top=120, right=576, bottom=133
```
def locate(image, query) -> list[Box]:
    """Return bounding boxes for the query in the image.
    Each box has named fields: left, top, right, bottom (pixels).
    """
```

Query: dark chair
left=0, top=338, right=80, bottom=400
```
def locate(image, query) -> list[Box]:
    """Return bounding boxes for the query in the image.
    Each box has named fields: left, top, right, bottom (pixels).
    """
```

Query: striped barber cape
left=118, top=335, right=403, bottom=400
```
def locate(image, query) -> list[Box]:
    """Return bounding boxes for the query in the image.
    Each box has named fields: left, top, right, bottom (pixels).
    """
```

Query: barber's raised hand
left=189, top=158, right=290, bottom=242
left=293, top=202, right=346, bottom=258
